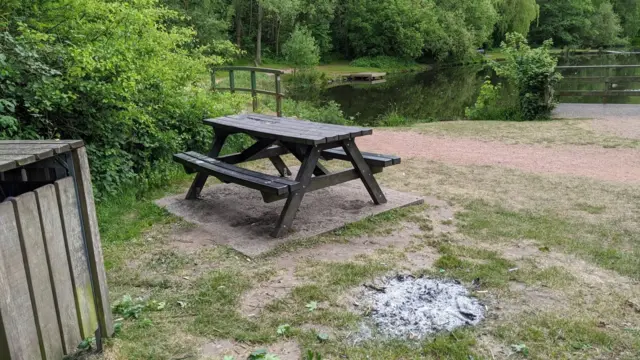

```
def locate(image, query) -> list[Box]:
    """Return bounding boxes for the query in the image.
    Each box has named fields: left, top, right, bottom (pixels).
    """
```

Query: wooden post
left=275, top=74, right=282, bottom=117
left=229, top=70, right=235, bottom=93
left=251, top=70, right=258, bottom=112
left=71, top=148, right=114, bottom=338
left=210, top=70, right=216, bottom=91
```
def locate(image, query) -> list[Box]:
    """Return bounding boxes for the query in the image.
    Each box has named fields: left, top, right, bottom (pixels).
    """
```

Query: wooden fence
left=557, top=64, right=640, bottom=102
left=211, top=66, right=285, bottom=116
left=0, top=143, right=112, bottom=360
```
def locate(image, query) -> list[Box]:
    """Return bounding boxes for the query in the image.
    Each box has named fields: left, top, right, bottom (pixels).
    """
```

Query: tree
left=282, top=26, right=320, bottom=70
left=611, top=0, right=640, bottom=39
left=589, top=1, right=624, bottom=47
left=495, top=0, right=539, bottom=38
left=529, top=0, right=594, bottom=46
left=255, top=0, right=300, bottom=64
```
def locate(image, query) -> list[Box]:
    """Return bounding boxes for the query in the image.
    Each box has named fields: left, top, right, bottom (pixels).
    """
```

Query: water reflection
left=320, top=54, right=640, bottom=124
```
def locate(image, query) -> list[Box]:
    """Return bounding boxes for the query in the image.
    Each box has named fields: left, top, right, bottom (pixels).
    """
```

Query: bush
left=485, top=33, right=562, bottom=120
left=280, top=100, right=350, bottom=126
left=282, top=26, right=320, bottom=70
left=465, top=79, right=519, bottom=120
left=285, top=69, right=327, bottom=102
left=1, top=0, right=244, bottom=197
left=350, top=56, right=419, bottom=70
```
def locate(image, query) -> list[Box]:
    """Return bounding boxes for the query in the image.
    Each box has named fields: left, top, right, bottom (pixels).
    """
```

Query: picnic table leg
left=271, top=146, right=321, bottom=237
left=269, top=156, right=292, bottom=177
left=185, top=132, right=228, bottom=200
left=281, top=142, right=329, bottom=176
left=341, top=139, right=387, bottom=205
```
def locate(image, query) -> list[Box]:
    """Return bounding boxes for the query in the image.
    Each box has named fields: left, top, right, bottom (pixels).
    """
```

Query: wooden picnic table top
left=0, top=140, right=84, bottom=172
left=204, top=113, right=373, bottom=145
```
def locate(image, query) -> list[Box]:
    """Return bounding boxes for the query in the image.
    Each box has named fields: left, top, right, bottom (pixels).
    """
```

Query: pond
left=319, top=53, right=640, bottom=124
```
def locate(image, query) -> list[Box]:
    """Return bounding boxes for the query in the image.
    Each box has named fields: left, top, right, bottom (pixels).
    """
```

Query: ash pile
left=358, top=275, right=485, bottom=340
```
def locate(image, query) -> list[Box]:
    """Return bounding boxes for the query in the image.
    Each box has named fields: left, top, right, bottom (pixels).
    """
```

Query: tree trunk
left=256, top=3, right=263, bottom=65
left=275, top=19, right=280, bottom=57
left=235, top=0, right=242, bottom=48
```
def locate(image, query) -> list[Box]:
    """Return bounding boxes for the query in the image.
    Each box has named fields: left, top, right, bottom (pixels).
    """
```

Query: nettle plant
left=493, top=33, right=563, bottom=120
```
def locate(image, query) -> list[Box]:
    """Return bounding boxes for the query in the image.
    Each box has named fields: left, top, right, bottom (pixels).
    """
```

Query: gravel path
left=357, top=130, right=640, bottom=184
left=555, top=103, right=640, bottom=139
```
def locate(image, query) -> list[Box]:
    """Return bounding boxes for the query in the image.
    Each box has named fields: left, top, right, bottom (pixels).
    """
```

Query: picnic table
left=174, top=114, right=401, bottom=237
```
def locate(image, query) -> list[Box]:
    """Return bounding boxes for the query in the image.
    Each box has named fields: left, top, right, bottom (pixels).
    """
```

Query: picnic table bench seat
left=174, top=152, right=300, bottom=196
left=321, top=148, right=401, bottom=168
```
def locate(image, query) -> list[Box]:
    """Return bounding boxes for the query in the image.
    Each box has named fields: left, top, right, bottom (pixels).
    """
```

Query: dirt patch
left=357, top=130, right=640, bottom=184
left=201, top=340, right=300, bottom=360
left=156, top=180, right=423, bottom=257
left=555, top=103, right=640, bottom=140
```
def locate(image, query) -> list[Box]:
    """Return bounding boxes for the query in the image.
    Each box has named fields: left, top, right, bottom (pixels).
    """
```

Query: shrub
left=280, top=100, right=350, bottom=126
left=282, top=26, right=320, bottom=71
left=350, top=56, right=419, bottom=70
left=492, top=33, right=562, bottom=120
left=284, top=69, right=327, bottom=102
left=1, top=0, right=244, bottom=197
left=465, top=79, right=519, bottom=120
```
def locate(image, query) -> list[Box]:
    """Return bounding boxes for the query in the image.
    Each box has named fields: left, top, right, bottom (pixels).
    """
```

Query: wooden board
left=0, top=202, right=42, bottom=360
left=55, top=177, right=98, bottom=339
left=35, top=184, right=82, bottom=354
left=72, top=147, right=114, bottom=337
left=12, top=192, right=64, bottom=360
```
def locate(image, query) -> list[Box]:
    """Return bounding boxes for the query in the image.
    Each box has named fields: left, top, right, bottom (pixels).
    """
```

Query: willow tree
left=496, top=0, right=539, bottom=38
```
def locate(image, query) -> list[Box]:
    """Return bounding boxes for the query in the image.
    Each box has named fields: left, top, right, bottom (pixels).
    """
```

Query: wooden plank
left=71, top=147, right=114, bottom=337
left=35, top=185, right=82, bottom=354
left=558, top=90, right=640, bottom=97
left=246, top=114, right=372, bottom=137
left=11, top=192, right=64, bottom=360
left=55, top=177, right=98, bottom=340
left=216, top=145, right=290, bottom=163
left=322, top=148, right=401, bottom=167
left=557, top=65, right=640, bottom=69
left=0, top=147, right=55, bottom=160
left=0, top=154, right=36, bottom=169
left=262, top=167, right=383, bottom=203
left=0, top=202, right=43, bottom=360
left=0, top=140, right=84, bottom=149
left=175, top=153, right=296, bottom=195
left=209, top=120, right=322, bottom=145
left=213, top=66, right=285, bottom=75
left=0, top=159, right=16, bottom=172
left=341, top=139, right=387, bottom=205
left=186, top=152, right=300, bottom=189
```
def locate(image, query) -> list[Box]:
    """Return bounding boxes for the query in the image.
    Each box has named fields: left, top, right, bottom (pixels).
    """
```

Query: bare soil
left=357, top=130, right=640, bottom=184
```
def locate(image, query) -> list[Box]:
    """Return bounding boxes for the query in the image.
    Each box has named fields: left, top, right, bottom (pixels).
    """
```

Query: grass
left=97, top=120, right=640, bottom=359
left=409, top=119, right=640, bottom=148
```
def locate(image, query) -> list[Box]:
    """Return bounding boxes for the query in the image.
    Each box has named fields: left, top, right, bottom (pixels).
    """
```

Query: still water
left=321, top=54, right=640, bottom=124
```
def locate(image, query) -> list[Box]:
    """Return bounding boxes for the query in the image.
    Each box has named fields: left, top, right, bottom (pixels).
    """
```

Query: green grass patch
left=495, top=315, right=624, bottom=359
left=574, top=202, right=607, bottom=214
left=457, top=200, right=640, bottom=280
left=432, top=245, right=517, bottom=289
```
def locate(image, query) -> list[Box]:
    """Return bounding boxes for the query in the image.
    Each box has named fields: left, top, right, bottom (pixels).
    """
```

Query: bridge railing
left=557, top=65, right=640, bottom=103
left=211, top=66, right=285, bottom=116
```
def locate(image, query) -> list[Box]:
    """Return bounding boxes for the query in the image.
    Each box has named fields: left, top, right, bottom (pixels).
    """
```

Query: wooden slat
left=0, top=140, right=84, bottom=149
left=55, top=177, right=98, bottom=339
left=216, top=145, right=290, bottom=163
left=0, top=154, right=36, bottom=171
left=558, top=90, right=640, bottom=97
left=12, top=192, right=64, bottom=360
left=213, top=66, right=285, bottom=75
left=35, top=184, right=82, bottom=354
left=71, top=147, right=114, bottom=337
left=0, top=147, right=55, bottom=160
left=0, top=202, right=42, bottom=360
left=175, top=153, right=297, bottom=195
left=322, top=148, right=401, bottom=167
left=185, top=152, right=300, bottom=189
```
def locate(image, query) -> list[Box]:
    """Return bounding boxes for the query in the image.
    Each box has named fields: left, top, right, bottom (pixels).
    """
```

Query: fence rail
left=557, top=64, right=640, bottom=101
left=211, top=66, right=285, bottom=117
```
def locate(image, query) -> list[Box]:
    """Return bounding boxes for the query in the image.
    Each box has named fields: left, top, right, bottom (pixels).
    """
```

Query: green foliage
left=530, top=0, right=625, bottom=47
left=495, top=0, right=540, bottom=39
left=285, top=69, right=327, bottom=102
left=491, top=33, right=562, bottom=120
left=465, top=79, right=518, bottom=120
left=280, top=99, right=350, bottom=125
left=283, top=26, right=320, bottom=69
left=1, top=0, right=246, bottom=197
left=349, top=56, right=417, bottom=70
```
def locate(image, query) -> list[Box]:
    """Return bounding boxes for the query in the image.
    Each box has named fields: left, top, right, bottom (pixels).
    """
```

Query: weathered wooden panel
left=0, top=202, right=42, bottom=360
left=12, top=192, right=64, bottom=360
left=72, top=148, right=114, bottom=337
left=35, top=185, right=82, bottom=354
left=55, top=177, right=98, bottom=339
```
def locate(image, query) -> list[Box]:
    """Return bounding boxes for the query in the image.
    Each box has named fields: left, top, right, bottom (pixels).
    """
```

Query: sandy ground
left=357, top=131, right=640, bottom=184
